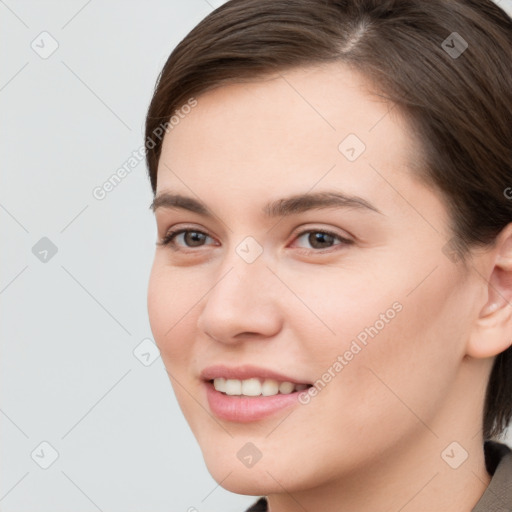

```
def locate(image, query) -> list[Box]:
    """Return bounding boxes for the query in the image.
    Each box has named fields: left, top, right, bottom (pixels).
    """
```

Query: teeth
left=225, top=379, right=242, bottom=395
left=213, top=377, right=309, bottom=396
left=242, top=378, right=262, bottom=396
left=261, top=379, right=279, bottom=396
left=278, top=381, right=295, bottom=394
left=214, top=377, right=226, bottom=393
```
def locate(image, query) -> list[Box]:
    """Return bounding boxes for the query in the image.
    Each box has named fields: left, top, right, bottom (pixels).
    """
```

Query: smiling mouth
left=209, top=377, right=312, bottom=397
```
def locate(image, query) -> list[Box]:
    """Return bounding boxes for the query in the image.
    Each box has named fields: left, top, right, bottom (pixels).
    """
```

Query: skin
left=147, top=62, right=512, bottom=512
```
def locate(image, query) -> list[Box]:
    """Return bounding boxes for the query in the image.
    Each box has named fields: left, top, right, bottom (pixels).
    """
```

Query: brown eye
left=292, top=229, right=352, bottom=251
left=307, top=232, right=336, bottom=249
left=159, top=229, right=214, bottom=248
left=182, top=231, right=208, bottom=247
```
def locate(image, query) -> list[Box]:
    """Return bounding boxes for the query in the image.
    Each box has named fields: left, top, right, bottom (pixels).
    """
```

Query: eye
left=290, top=229, right=353, bottom=252
left=157, top=228, right=216, bottom=249
left=157, top=227, right=353, bottom=253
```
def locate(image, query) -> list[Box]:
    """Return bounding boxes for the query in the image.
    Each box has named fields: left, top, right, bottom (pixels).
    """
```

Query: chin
left=200, top=444, right=312, bottom=496
left=204, top=459, right=285, bottom=495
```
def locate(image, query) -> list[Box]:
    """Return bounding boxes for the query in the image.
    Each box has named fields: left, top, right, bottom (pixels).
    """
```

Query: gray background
left=1, top=1, right=512, bottom=511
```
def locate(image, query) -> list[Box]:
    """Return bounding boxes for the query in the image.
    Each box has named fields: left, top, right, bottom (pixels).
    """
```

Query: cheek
left=147, top=260, right=198, bottom=369
left=147, top=262, right=207, bottom=426
left=281, top=265, right=403, bottom=368
left=287, top=262, right=466, bottom=437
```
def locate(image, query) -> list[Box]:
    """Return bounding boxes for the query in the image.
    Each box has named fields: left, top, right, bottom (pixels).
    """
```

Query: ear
left=467, top=223, right=512, bottom=359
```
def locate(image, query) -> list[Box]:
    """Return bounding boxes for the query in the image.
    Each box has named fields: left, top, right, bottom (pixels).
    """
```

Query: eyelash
left=157, top=227, right=353, bottom=254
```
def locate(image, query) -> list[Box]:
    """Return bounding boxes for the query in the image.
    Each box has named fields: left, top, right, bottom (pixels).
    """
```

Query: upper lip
left=200, top=364, right=311, bottom=384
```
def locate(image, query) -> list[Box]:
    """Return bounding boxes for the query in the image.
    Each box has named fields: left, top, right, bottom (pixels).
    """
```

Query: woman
left=145, top=1, right=512, bottom=510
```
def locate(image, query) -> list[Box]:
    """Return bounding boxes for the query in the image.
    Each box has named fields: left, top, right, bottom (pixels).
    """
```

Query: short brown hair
left=145, top=0, right=512, bottom=440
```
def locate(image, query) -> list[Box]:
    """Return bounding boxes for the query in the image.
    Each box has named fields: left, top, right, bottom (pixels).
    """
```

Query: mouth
left=203, top=378, right=313, bottom=423
left=208, top=377, right=313, bottom=397
left=200, top=364, right=314, bottom=421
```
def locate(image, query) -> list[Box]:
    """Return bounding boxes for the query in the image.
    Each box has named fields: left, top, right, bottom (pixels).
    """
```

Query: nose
left=196, top=253, right=283, bottom=344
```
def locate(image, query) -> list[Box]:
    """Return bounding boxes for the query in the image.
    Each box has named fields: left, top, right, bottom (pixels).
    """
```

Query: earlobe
left=467, top=223, right=512, bottom=359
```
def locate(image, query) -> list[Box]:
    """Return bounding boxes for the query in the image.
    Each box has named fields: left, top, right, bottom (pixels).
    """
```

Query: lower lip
left=204, top=381, right=309, bottom=423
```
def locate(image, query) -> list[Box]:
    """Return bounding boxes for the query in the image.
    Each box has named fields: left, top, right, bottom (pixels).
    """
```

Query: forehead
left=156, top=62, right=417, bottom=203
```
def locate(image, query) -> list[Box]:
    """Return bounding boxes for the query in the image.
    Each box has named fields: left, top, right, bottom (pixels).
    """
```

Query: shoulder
left=472, top=440, right=512, bottom=512
left=484, top=439, right=512, bottom=475
left=244, top=497, right=268, bottom=512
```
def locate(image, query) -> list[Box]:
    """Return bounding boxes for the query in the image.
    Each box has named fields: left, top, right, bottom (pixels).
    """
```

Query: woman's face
left=147, top=63, right=482, bottom=494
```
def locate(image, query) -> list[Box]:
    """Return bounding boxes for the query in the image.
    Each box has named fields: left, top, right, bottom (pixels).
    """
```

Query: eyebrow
left=150, top=191, right=382, bottom=217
